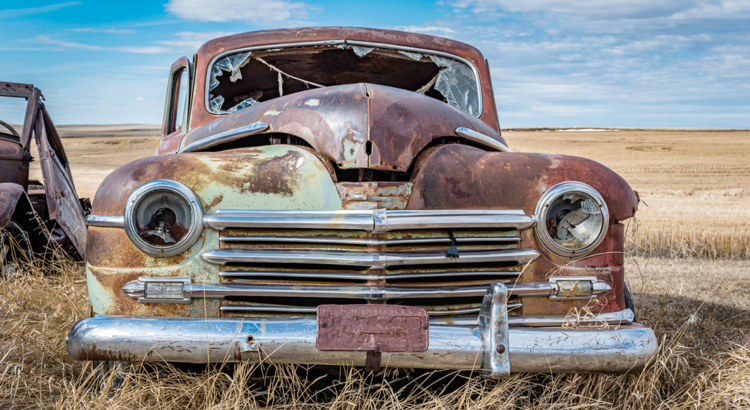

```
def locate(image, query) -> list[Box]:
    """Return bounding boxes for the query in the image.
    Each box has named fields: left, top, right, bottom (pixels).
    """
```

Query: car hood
left=182, top=83, right=504, bottom=172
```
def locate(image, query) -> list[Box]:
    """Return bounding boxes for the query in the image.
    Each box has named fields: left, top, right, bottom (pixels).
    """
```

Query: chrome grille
left=200, top=210, right=538, bottom=317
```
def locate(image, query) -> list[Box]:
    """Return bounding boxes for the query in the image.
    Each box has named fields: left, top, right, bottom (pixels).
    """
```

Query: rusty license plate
left=316, top=305, right=429, bottom=352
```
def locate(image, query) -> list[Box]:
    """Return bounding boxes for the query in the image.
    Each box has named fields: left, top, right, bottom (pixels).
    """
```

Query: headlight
left=124, top=180, right=203, bottom=257
left=534, top=182, right=609, bottom=257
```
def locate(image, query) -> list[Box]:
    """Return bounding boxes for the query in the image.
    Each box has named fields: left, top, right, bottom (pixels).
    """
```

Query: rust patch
left=205, top=194, right=224, bottom=212
left=337, top=182, right=413, bottom=210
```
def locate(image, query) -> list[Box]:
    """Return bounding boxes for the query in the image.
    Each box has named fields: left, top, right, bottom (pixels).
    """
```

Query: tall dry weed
left=2, top=222, right=750, bottom=408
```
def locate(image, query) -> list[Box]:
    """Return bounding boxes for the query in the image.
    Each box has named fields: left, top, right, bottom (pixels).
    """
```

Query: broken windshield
left=207, top=44, right=480, bottom=116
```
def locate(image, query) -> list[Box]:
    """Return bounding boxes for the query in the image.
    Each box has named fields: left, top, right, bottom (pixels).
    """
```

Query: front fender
left=0, top=182, right=30, bottom=229
left=87, top=145, right=342, bottom=317
left=408, top=144, right=638, bottom=314
left=408, top=144, right=638, bottom=221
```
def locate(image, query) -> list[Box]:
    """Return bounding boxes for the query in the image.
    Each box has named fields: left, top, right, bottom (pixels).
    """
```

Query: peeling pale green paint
left=87, top=145, right=342, bottom=317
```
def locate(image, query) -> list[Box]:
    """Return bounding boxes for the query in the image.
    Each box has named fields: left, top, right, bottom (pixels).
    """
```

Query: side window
left=165, top=67, right=188, bottom=135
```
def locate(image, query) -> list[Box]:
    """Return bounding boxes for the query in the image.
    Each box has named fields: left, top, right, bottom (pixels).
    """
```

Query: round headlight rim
left=534, top=181, right=609, bottom=258
left=124, top=179, right=203, bottom=257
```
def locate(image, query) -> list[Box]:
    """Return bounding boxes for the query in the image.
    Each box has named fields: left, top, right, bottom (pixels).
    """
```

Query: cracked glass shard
left=352, top=46, right=374, bottom=57
left=226, top=97, right=258, bottom=113
left=209, top=95, right=225, bottom=112
left=209, top=66, right=222, bottom=91
left=398, top=51, right=423, bottom=61
left=216, top=52, right=252, bottom=82
left=429, top=55, right=479, bottom=116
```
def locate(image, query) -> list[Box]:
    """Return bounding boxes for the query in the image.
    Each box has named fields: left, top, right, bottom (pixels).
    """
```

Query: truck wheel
left=1, top=219, right=33, bottom=279
left=92, top=361, right=128, bottom=392
left=624, top=283, right=637, bottom=321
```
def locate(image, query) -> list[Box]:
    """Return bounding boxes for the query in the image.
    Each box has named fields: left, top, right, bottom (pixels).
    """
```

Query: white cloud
left=0, top=1, right=80, bottom=20
left=155, top=31, right=234, bottom=51
left=67, top=28, right=138, bottom=34
left=29, top=35, right=170, bottom=54
left=451, top=0, right=750, bottom=21
left=395, top=25, right=457, bottom=34
left=165, top=0, right=310, bottom=23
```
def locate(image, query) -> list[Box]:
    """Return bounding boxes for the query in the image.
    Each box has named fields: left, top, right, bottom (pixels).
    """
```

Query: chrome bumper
left=67, top=284, right=658, bottom=376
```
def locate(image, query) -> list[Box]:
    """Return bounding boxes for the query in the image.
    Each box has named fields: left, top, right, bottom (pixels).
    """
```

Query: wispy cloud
left=0, top=1, right=80, bottom=20
left=29, top=35, right=170, bottom=54
left=394, top=25, right=457, bottom=35
left=66, top=28, right=138, bottom=34
left=165, top=0, right=311, bottom=23
left=155, top=31, right=234, bottom=51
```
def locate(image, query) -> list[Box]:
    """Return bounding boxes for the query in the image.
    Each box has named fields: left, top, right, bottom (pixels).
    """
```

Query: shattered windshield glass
left=207, top=44, right=480, bottom=116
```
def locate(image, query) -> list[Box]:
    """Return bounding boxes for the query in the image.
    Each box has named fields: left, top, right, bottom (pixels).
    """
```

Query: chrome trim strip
left=219, top=306, right=513, bottom=316
left=204, top=209, right=536, bottom=232
left=509, top=309, right=635, bottom=327
left=192, top=283, right=493, bottom=300
left=455, top=127, right=511, bottom=153
left=219, top=270, right=522, bottom=281
left=85, top=215, right=124, bottom=228
left=67, top=314, right=658, bottom=374
left=219, top=235, right=521, bottom=245
left=221, top=305, right=317, bottom=313
left=429, top=309, right=632, bottom=327
left=126, top=277, right=615, bottom=301
left=200, top=248, right=540, bottom=268
left=179, top=122, right=268, bottom=153
left=205, top=39, right=482, bottom=118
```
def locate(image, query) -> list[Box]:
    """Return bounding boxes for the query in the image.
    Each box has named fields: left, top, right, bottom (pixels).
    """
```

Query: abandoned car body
left=1, top=82, right=89, bottom=275
left=66, top=28, right=657, bottom=377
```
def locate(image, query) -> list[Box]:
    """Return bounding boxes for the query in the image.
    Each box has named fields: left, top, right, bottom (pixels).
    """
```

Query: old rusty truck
left=1, top=82, right=89, bottom=276
left=66, top=27, right=657, bottom=377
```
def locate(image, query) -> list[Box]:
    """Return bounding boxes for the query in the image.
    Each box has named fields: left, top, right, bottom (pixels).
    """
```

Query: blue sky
left=1, top=0, right=748, bottom=128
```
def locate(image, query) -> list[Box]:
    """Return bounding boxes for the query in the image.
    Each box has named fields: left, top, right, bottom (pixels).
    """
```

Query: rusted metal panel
left=0, top=183, right=27, bottom=229
left=337, top=182, right=412, bottom=210
left=317, top=305, right=429, bottom=352
left=20, top=88, right=41, bottom=150
left=0, top=82, right=33, bottom=98
left=406, top=144, right=636, bottom=314
left=189, top=27, right=499, bottom=133
left=180, top=84, right=501, bottom=171
left=408, top=144, right=638, bottom=222
left=158, top=56, right=192, bottom=153
left=33, top=109, right=87, bottom=257
left=0, top=139, right=30, bottom=188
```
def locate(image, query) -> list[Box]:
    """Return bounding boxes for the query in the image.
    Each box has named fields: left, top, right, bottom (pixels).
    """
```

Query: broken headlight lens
left=535, top=182, right=609, bottom=257
left=124, top=180, right=203, bottom=257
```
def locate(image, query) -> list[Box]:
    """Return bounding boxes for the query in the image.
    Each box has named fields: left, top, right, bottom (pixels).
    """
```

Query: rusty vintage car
left=66, top=27, right=657, bottom=377
left=1, top=82, right=89, bottom=275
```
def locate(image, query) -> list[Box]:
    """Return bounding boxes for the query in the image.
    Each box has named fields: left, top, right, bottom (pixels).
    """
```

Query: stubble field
left=2, top=127, right=749, bottom=408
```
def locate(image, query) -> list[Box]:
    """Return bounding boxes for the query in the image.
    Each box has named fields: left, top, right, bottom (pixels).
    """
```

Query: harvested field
left=4, top=127, right=748, bottom=408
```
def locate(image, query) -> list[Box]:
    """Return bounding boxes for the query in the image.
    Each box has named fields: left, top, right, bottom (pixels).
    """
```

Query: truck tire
left=1, top=219, right=33, bottom=278
left=624, top=283, right=637, bottom=321
left=92, top=361, right=128, bottom=392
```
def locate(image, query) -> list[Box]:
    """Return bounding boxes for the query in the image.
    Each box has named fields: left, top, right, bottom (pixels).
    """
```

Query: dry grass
left=3, top=128, right=746, bottom=408
left=1, top=254, right=749, bottom=409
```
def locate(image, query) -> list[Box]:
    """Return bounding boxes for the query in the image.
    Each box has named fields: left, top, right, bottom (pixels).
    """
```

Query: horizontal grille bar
left=186, top=282, right=556, bottom=300
left=219, top=304, right=523, bottom=316
left=204, top=209, right=536, bottom=232
left=219, top=270, right=522, bottom=281
left=192, top=283, right=493, bottom=299
left=219, top=235, right=521, bottom=246
left=428, top=309, right=634, bottom=327
left=202, top=248, right=540, bottom=268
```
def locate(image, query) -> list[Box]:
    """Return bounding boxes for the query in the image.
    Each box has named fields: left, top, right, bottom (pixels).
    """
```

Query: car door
left=34, top=105, right=88, bottom=257
left=156, top=57, right=192, bottom=154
